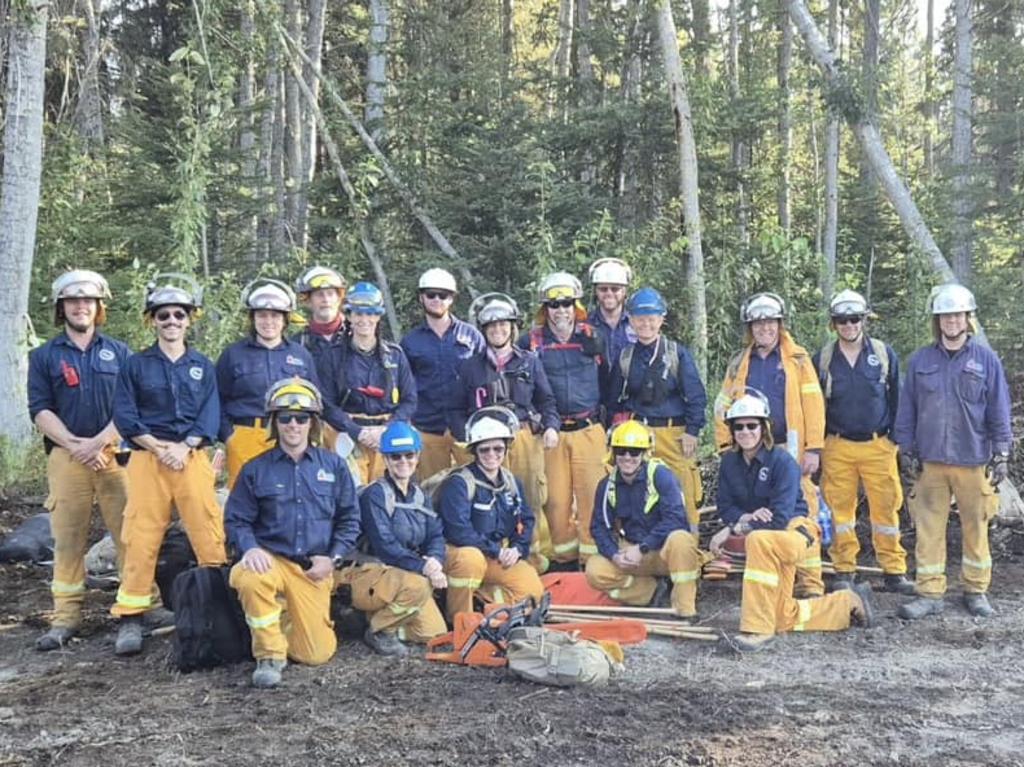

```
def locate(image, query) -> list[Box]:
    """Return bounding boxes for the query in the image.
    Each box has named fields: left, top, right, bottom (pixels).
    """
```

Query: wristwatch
left=638, top=543, right=650, bottom=554
left=332, top=555, right=346, bottom=570
left=184, top=436, right=202, bottom=449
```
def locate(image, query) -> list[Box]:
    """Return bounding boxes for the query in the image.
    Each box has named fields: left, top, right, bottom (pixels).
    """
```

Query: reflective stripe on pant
left=230, top=554, right=336, bottom=664
left=112, top=451, right=226, bottom=617
left=649, top=425, right=703, bottom=531
left=354, top=444, right=386, bottom=485
left=794, top=476, right=824, bottom=597
left=506, top=428, right=552, bottom=573
left=908, top=462, right=997, bottom=597
left=584, top=530, right=701, bottom=617
left=443, top=545, right=545, bottom=621
left=821, top=434, right=906, bottom=574
left=47, top=446, right=128, bottom=629
left=226, top=424, right=274, bottom=490
left=340, top=564, right=446, bottom=642
left=740, top=523, right=855, bottom=635
left=544, top=423, right=608, bottom=564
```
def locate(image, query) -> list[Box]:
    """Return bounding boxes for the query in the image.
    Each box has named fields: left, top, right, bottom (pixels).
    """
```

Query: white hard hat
left=931, top=283, right=976, bottom=315
left=830, top=289, right=868, bottom=317
left=742, top=292, right=786, bottom=323
left=588, top=257, right=632, bottom=287
left=418, top=268, right=458, bottom=293
left=469, top=292, right=522, bottom=327
left=725, top=393, right=771, bottom=421
left=145, top=273, right=203, bottom=313
left=538, top=272, right=584, bottom=302
left=51, top=270, right=111, bottom=303
left=244, top=279, right=297, bottom=313
left=465, top=405, right=519, bottom=448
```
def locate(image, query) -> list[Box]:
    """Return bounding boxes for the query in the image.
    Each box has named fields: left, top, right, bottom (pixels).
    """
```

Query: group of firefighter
left=28, top=258, right=1011, bottom=686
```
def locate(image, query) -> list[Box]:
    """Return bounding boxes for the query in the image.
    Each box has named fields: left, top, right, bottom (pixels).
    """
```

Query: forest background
left=0, top=0, right=1021, bottom=482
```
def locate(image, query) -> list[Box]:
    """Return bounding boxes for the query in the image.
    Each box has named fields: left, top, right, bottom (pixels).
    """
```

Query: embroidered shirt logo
left=189, top=367, right=203, bottom=381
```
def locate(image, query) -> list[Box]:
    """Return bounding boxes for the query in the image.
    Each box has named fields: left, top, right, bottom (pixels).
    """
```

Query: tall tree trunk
left=500, top=0, right=515, bottom=96
left=72, top=0, right=104, bottom=146
left=950, top=0, right=973, bottom=284
left=576, top=0, right=597, bottom=183
left=862, top=0, right=879, bottom=124
left=257, top=45, right=279, bottom=264
left=986, top=1, right=1016, bottom=197
left=299, top=0, right=327, bottom=226
left=240, top=0, right=259, bottom=264
left=822, top=0, right=840, bottom=301
left=729, top=0, right=749, bottom=248
left=655, top=0, right=707, bottom=379
left=616, top=0, right=644, bottom=225
left=691, top=0, right=711, bottom=77
left=776, top=0, right=792, bottom=235
left=0, top=2, right=49, bottom=448
left=550, top=0, right=574, bottom=118
left=283, top=0, right=305, bottom=251
left=365, top=0, right=388, bottom=145
left=922, top=0, right=935, bottom=176
left=272, top=58, right=288, bottom=257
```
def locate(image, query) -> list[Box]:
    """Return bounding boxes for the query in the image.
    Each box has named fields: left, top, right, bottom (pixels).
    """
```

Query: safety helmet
left=588, top=257, right=632, bottom=287
left=538, top=272, right=584, bottom=303
left=295, top=266, right=346, bottom=295
left=625, top=287, right=667, bottom=316
left=725, top=393, right=771, bottom=421
left=469, top=292, right=522, bottom=328
left=829, top=289, right=868, bottom=318
left=344, top=281, right=386, bottom=315
left=609, top=421, right=653, bottom=450
left=418, top=268, right=458, bottom=294
left=243, top=278, right=297, bottom=313
left=930, top=283, right=976, bottom=315
left=379, top=421, right=423, bottom=455
left=145, top=273, right=203, bottom=314
left=265, top=377, right=324, bottom=414
left=741, top=292, right=786, bottom=323
left=465, top=406, right=519, bottom=448
left=51, top=270, right=111, bottom=303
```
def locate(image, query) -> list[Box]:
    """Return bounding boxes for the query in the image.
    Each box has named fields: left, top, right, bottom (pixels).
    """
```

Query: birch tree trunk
left=365, top=0, right=388, bottom=145
left=655, top=0, right=707, bottom=379
left=283, top=0, right=305, bottom=250
left=0, top=1, right=49, bottom=448
left=950, top=0, right=974, bottom=284
left=616, top=0, right=644, bottom=225
left=72, top=0, right=104, bottom=146
left=822, top=0, right=840, bottom=301
left=240, top=0, right=259, bottom=264
left=257, top=45, right=279, bottom=263
left=298, top=0, right=327, bottom=227
left=776, top=0, right=792, bottom=235
left=729, top=0, right=749, bottom=248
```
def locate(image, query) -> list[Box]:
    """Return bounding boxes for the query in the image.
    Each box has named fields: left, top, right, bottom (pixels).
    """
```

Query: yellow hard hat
left=609, top=421, right=653, bottom=450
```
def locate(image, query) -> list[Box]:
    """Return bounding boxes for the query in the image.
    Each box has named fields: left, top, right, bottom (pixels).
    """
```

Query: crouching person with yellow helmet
left=710, top=393, right=876, bottom=653
left=226, top=378, right=360, bottom=688
left=437, top=407, right=545, bottom=621
left=341, top=421, right=448, bottom=657
left=585, top=421, right=701, bottom=619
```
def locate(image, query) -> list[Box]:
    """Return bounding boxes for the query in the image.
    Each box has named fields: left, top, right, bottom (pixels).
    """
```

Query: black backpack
left=155, top=526, right=197, bottom=611
left=172, top=566, right=252, bottom=672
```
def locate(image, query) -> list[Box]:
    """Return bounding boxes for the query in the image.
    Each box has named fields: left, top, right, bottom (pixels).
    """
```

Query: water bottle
left=816, top=489, right=834, bottom=547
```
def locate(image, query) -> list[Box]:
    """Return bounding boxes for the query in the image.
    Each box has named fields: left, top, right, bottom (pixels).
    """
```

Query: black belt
left=231, top=416, right=266, bottom=428
left=636, top=416, right=684, bottom=428
left=561, top=417, right=597, bottom=433
left=828, top=429, right=888, bottom=443
left=351, top=414, right=389, bottom=427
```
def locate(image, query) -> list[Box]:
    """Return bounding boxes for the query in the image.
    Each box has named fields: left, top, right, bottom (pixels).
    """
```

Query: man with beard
left=587, top=257, right=636, bottom=367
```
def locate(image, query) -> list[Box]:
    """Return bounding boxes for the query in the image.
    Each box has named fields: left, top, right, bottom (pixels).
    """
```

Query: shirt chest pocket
left=915, top=365, right=942, bottom=396
left=310, top=482, right=336, bottom=520
left=471, top=497, right=498, bottom=535
left=959, top=368, right=986, bottom=403
left=254, top=483, right=286, bottom=519
left=91, top=354, right=120, bottom=378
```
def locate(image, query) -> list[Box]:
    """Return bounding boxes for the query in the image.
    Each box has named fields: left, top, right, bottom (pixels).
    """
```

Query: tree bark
left=822, top=0, right=840, bottom=302
left=299, top=0, right=327, bottom=222
left=72, top=0, right=104, bottom=146
left=776, top=0, right=792, bottom=236
left=257, top=44, right=279, bottom=263
left=0, top=1, right=49, bottom=448
left=283, top=0, right=305, bottom=250
left=550, top=0, right=574, bottom=117
left=691, top=0, right=711, bottom=78
left=654, top=0, right=707, bottom=380
left=729, top=0, right=749, bottom=248
left=365, top=0, right=388, bottom=145
left=500, top=0, right=515, bottom=93
left=240, top=0, right=259, bottom=264
left=271, top=56, right=288, bottom=257
left=616, top=0, right=644, bottom=225
left=575, top=0, right=596, bottom=183
left=922, top=0, right=935, bottom=176
left=950, top=0, right=973, bottom=284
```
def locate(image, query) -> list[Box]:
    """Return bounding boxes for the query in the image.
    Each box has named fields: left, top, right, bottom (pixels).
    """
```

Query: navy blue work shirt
left=716, top=446, right=808, bottom=531
left=359, top=475, right=446, bottom=572
left=746, top=347, right=787, bottom=441
left=812, top=337, right=899, bottom=438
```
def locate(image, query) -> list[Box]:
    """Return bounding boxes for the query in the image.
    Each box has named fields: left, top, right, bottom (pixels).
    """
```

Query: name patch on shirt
left=965, top=359, right=985, bottom=374
left=758, top=467, right=770, bottom=482
left=189, top=366, right=204, bottom=381
left=286, top=355, right=305, bottom=367
left=316, top=469, right=335, bottom=483
left=99, top=349, right=116, bottom=362
left=866, top=354, right=880, bottom=367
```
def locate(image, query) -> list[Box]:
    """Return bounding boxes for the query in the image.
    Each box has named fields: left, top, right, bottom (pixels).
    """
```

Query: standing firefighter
left=226, top=378, right=360, bottom=688
left=401, top=268, right=485, bottom=480
left=894, top=284, right=1012, bottom=620
left=586, top=421, right=702, bottom=620
left=29, top=270, right=132, bottom=650
left=111, top=275, right=226, bottom=656
left=716, top=292, right=826, bottom=598
left=437, top=407, right=545, bottom=621
left=609, top=287, right=707, bottom=530
left=459, top=293, right=559, bottom=572
left=710, top=394, right=876, bottom=653
left=342, top=421, right=448, bottom=657
left=522, top=272, right=609, bottom=566
left=587, top=257, right=637, bottom=368
left=813, top=290, right=913, bottom=594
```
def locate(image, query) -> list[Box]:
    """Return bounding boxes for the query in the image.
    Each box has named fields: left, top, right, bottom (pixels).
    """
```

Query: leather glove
left=987, top=453, right=1009, bottom=488
left=899, top=450, right=921, bottom=484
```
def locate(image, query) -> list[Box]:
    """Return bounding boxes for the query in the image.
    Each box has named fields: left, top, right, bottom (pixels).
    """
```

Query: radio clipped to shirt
left=61, top=360, right=80, bottom=388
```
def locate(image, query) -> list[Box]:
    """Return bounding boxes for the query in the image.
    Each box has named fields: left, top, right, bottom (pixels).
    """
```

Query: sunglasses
left=545, top=298, right=575, bottom=309
left=422, top=290, right=453, bottom=301
left=834, top=315, right=863, bottom=325
left=477, top=444, right=507, bottom=456
left=613, top=447, right=644, bottom=458
left=277, top=413, right=311, bottom=425
left=730, top=421, right=761, bottom=432
left=154, top=309, right=187, bottom=322
left=385, top=452, right=418, bottom=462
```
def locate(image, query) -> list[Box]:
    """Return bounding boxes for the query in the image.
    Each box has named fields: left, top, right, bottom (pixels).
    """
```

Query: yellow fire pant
left=354, top=444, right=387, bottom=485
left=338, top=564, right=446, bottom=642
left=794, top=476, right=824, bottom=598
left=112, top=451, right=226, bottom=617
left=584, top=530, right=702, bottom=617
left=226, top=423, right=274, bottom=491
left=544, top=423, right=608, bottom=563
left=416, top=430, right=470, bottom=482
left=741, top=523, right=855, bottom=635
left=908, top=462, right=998, bottom=596
left=444, top=545, right=545, bottom=620
left=506, top=428, right=552, bottom=572
left=650, top=425, right=703, bottom=531
left=821, top=435, right=907, bottom=574
left=230, top=554, right=336, bottom=664
left=47, top=446, right=129, bottom=629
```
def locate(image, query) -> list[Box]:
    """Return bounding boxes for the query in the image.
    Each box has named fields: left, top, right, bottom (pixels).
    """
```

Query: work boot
left=364, top=627, right=410, bottom=657
left=850, top=583, right=877, bottom=628
left=830, top=572, right=855, bottom=591
left=964, top=593, right=995, bottom=618
left=897, top=596, right=944, bottom=621
left=734, top=633, right=775, bottom=653
left=114, top=617, right=144, bottom=656
left=648, top=577, right=671, bottom=609
left=142, top=607, right=175, bottom=630
left=35, top=626, right=76, bottom=652
left=252, top=658, right=287, bottom=689
left=882, top=574, right=916, bottom=595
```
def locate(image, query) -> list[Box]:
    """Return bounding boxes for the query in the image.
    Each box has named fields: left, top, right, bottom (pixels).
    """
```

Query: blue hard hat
left=344, top=281, right=385, bottom=315
left=626, top=287, right=667, bottom=316
left=379, top=421, right=423, bottom=454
